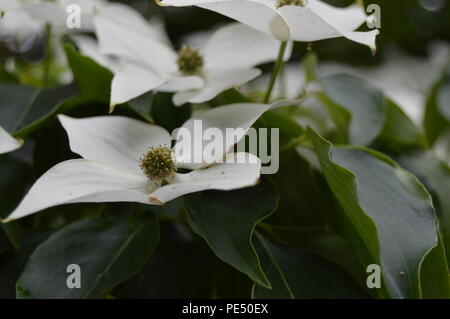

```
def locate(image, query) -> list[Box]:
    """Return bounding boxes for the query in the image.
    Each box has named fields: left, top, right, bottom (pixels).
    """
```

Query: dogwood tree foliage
left=0, top=0, right=449, bottom=299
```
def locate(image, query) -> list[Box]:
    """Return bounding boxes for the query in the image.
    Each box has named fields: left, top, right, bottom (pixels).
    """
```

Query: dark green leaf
left=16, top=216, right=159, bottom=299
left=0, top=83, right=78, bottom=137
left=116, top=222, right=211, bottom=298
left=267, top=149, right=329, bottom=227
left=0, top=230, right=54, bottom=298
left=151, top=92, right=191, bottom=132
left=0, top=152, right=34, bottom=220
left=424, top=66, right=450, bottom=145
left=257, top=224, right=365, bottom=287
left=252, top=236, right=370, bottom=299
left=437, top=82, right=450, bottom=121
left=212, top=88, right=253, bottom=106
left=184, top=179, right=279, bottom=287
left=397, top=151, right=450, bottom=259
left=308, top=129, right=448, bottom=298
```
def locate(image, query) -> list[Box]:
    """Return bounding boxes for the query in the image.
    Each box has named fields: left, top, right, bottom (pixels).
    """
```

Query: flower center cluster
left=176, top=45, right=204, bottom=75
left=276, top=0, right=305, bottom=8
left=140, top=146, right=175, bottom=182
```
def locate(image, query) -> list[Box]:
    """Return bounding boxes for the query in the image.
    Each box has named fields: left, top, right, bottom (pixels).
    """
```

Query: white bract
left=0, top=0, right=43, bottom=43
left=0, top=126, right=23, bottom=154
left=0, top=0, right=105, bottom=41
left=89, top=3, right=290, bottom=109
left=3, top=103, right=270, bottom=222
left=159, top=0, right=378, bottom=50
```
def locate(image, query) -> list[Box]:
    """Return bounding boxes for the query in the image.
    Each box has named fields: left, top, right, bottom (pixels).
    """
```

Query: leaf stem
left=43, top=23, right=52, bottom=87
left=264, top=41, right=287, bottom=104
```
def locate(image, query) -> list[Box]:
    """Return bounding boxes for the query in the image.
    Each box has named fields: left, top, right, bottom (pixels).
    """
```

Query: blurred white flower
left=0, top=0, right=105, bottom=41
left=0, top=126, right=22, bottom=154
left=87, top=3, right=290, bottom=109
left=3, top=103, right=270, bottom=221
left=159, top=0, right=379, bottom=50
left=0, top=0, right=43, bottom=43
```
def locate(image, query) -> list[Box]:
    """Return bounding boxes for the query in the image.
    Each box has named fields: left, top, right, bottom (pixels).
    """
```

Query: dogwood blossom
left=89, top=4, right=290, bottom=109
left=0, top=0, right=43, bottom=43
left=0, top=126, right=22, bottom=154
left=3, top=103, right=271, bottom=222
left=0, top=0, right=105, bottom=41
left=158, top=0, right=379, bottom=50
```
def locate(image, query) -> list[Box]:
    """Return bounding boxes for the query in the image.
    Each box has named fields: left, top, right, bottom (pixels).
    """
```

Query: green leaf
left=397, top=151, right=450, bottom=260
left=64, top=43, right=153, bottom=121
left=308, top=129, right=447, bottom=298
left=257, top=224, right=365, bottom=287
left=419, top=235, right=450, bottom=299
left=424, top=65, right=450, bottom=145
left=115, top=222, right=211, bottom=298
left=212, top=88, right=253, bottom=106
left=64, top=43, right=112, bottom=103
left=319, top=74, right=426, bottom=151
left=0, top=152, right=34, bottom=220
left=150, top=92, right=191, bottom=132
left=0, top=230, right=54, bottom=298
left=1, top=222, right=21, bottom=251
left=262, top=110, right=304, bottom=140
left=437, top=82, right=450, bottom=121
left=0, top=83, right=78, bottom=137
left=267, top=149, right=329, bottom=228
left=252, top=236, right=370, bottom=299
left=16, top=216, right=160, bottom=299
left=183, top=179, right=279, bottom=288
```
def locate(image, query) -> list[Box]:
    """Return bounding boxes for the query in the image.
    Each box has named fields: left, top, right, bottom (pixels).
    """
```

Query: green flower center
left=276, top=0, right=305, bottom=8
left=176, top=45, right=204, bottom=75
left=140, top=146, right=175, bottom=182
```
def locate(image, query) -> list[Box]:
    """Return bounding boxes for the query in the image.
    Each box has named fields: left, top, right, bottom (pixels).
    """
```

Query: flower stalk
left=264, top=41, right=287, bottom=103
left=43, top=23, right=52, bottom=88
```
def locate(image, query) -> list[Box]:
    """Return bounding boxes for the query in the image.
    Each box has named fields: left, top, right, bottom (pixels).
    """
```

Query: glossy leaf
left=308, top=129, right=448, bottom=298
left=397, top=151, right=450, bottom=260
left=0, top=83, right=78, bottom=138
left=16, top=216, right=159, bottom=299
left=64, top=43, right=113, bottom=103
left=252, top=236, right=369, bottom=299
left=184, top=179, right=279, bottom=288
left=319, top=74, right=426, bottom=151
left=424, top=67, right=450, bottom=145
left=116, top=222, right=211, bottom=298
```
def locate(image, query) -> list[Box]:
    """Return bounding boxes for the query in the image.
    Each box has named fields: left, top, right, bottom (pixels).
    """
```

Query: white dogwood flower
left=159, top=0, right=379, bottom=50
left=0, top=0, right=105, bottom=41
left=0, top=126, right=23, bottom=154
left=3, top=103, right=270, bottom=222
left=91, top=4, right=290, bottom=109
left=0, top=0, right=43, bottom=43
